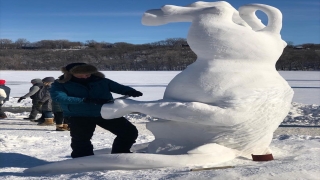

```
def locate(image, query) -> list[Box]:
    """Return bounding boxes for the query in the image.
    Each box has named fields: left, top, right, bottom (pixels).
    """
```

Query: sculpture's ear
left=141, top=5, right=194, bottom=26
left=239, top=4, right=282, bottom=34
left=231, top=11, right=251, bottom=28
left=142, top=9, right=166, bottom=26
left=238, top=5, right=265, bottom=31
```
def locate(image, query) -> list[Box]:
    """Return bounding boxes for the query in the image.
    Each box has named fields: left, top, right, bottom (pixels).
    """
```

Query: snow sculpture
left=102, top=1, right=293, bottom=165
left=25, top=1, right=294, bottom=174
left=103, top=0, right=293, bottom=157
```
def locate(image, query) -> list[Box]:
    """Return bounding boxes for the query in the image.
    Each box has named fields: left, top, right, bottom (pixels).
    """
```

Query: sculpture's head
left=142, top=1, right=250, bottom=28
left=142, top=1, right=286, bottom=63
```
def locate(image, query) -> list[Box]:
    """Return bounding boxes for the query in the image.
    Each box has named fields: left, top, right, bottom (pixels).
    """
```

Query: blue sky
left=0, top=0, right=319, bottom=45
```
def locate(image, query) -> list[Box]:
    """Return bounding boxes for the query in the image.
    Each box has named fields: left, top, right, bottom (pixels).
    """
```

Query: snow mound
left=283, top=103, right=320, bottom=126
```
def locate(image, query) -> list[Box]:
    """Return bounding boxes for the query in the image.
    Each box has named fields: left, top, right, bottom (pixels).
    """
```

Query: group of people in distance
left=19, top=76, right=69, bottom=130
left=1, top=76, right=69, bottom=130
left=1, top=63, right=143, bottom=158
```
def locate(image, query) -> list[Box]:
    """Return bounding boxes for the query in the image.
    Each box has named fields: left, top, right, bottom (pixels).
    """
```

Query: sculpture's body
left=102, top=1, right=293, bottom=160
left=25, top=2, right=294, bottom=174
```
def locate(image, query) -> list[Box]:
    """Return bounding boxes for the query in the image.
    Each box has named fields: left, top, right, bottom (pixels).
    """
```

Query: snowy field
left=1, top=71, right=320, bottom=105
left=0, top=71, right=319, bottom=180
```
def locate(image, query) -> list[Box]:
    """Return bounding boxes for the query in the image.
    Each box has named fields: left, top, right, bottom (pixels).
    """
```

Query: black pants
left=29, top=99, right=40, bottom=119
left=54, top=112, right=66, bottom=125
left=0, top=103, right=6, bottom=117
left=68, top=116, right=138, bottom=158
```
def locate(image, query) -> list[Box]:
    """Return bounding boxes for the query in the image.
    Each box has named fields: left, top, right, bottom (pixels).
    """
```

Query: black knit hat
left=31, top=78, right=42, bottom=84
left=65, top=63, right=87, bottom=71
left=58, top=63, right=104, bottom=83
left=62, top=63, right=98, bottom=74
left=42, top=77, right=55, bottom=83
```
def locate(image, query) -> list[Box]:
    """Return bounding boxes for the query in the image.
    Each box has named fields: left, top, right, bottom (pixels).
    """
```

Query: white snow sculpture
left=103, top=0, right=293, bottom=158
left=25, top=1, right=294, bottom=174
left=102, top=0, right=293, bottom=162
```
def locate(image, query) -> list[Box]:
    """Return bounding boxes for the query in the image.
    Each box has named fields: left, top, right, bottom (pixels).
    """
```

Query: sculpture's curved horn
left=239, top=4, right=282, bottom=33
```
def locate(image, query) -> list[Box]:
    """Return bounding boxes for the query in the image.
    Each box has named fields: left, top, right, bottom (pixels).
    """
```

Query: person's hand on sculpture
left=17, top=97, right=26, bottom=103
left=83, top=98, right=114, bottom=105
left=125, top=90, right=143, bottom=97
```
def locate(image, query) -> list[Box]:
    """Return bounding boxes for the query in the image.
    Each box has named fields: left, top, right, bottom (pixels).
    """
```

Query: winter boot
left=36, top=118, right=46, bottom=125
left=37, top=118, right=54, bottom=126
left=56, top=125, right=65, bottom=131
left=24, top=117, right=36, bottom=120
left=63, top=124, right=70, bottom=131
left=56, top=124, right=68, bottom=131
left=0, top=114, right=7, bottom=119
left=23, top=115, right=36, bottom=121
left=31, top=118, right=43, bottom=122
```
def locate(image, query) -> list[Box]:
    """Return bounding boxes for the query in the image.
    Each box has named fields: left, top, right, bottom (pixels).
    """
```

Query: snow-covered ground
left=0, top=71, right=319, bottom=179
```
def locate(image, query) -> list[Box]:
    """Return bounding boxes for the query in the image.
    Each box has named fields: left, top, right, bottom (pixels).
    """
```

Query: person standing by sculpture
left=18, top=78, right=43, bottom=120
left=0, top=79, right=11, bottom=119
left=36, top=77, right=55, bottom=126
left=50, top=63, right=142, bottom=158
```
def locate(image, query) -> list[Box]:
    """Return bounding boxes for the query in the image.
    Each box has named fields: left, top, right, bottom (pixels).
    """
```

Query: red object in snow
left=251, top=154, right=274, bottom=161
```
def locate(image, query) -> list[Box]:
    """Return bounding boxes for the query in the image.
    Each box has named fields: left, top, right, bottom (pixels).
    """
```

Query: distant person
left=52, top=100, right=69, bottom=131
left=50, top=63, right=142, bottom=158
left=36, top=77, right=55, bottom=126
left=0, top=79, right=11, bottom=119
left=0, top=88, right=7, bottom=119
left=17, top=78, right=43, bottom=120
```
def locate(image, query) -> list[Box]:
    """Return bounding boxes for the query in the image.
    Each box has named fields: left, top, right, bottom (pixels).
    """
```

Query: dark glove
left=35, top=102, right=43, bottom=111
left=125, top=90, right=143, bottom=97
left=18, top=97, right=26, bottom=103
left=83, top=98, right=113, bottom=105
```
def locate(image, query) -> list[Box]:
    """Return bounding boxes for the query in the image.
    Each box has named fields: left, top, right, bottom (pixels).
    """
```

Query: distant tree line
left=277, top=43, right=320, bottom=71
left=0, top=38, right=319, bottom=71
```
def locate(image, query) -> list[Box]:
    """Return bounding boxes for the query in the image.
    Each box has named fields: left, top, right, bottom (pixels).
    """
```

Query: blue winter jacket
left=50, top=75, right=134, bottom=117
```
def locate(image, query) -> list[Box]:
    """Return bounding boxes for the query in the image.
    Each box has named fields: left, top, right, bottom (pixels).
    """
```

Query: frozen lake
left=0, top=71, right=319, bottom=105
